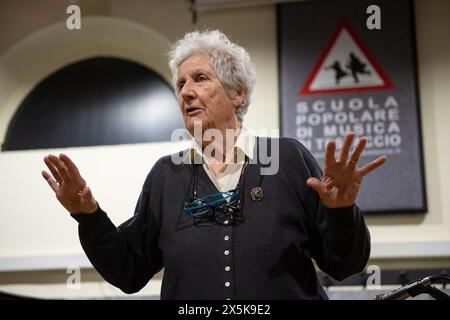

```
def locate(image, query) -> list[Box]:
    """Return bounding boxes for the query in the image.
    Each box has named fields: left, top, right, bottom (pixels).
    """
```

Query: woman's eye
left=197, top=75, right=207, bottom=81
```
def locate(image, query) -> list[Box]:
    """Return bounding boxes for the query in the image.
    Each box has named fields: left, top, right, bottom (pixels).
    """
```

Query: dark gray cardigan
left=72, top=137, right=370, bottom=300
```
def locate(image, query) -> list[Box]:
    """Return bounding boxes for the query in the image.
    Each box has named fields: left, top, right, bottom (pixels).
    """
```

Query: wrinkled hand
left=42, top=154, right=98, bottom=214
left=306, top=132, right=387, bottom=209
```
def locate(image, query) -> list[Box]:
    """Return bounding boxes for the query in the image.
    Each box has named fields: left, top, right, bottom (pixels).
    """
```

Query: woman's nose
left=180, top=81, right=196, bottom=102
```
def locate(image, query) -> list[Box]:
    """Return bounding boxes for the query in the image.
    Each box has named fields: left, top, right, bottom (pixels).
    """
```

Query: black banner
left=278, top=0, right=426, bottom=213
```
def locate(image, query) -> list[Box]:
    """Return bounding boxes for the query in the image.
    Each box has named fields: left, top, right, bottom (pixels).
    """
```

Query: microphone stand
left=424, top=286, right=450, bottom=300
left=375, top=275, right=450, bottom=300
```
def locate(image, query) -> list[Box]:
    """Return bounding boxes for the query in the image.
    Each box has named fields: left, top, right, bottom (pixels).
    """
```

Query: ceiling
left=193, top=0, right=308, bottom=11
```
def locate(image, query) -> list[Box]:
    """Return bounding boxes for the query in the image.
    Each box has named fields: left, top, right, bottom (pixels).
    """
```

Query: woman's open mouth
left=186, top=106, right=203, bottom=116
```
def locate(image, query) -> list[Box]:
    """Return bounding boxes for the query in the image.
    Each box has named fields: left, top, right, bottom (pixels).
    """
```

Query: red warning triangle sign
left=300, top=19, right=394, bottom=95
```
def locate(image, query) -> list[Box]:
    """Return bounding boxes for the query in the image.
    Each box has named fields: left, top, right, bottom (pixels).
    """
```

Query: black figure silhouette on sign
left=325, top=52, right=372, bottom=85
left=346, top=52, right=371, bottom=83
left=325, top=60, right=348, bottom=85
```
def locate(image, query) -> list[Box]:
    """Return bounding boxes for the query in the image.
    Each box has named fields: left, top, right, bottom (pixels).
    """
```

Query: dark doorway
left=3, top=57, right=184, bottom=151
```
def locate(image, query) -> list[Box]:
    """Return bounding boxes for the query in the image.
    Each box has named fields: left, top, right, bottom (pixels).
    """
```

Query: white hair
left=168, top=30, right=256, bottom=122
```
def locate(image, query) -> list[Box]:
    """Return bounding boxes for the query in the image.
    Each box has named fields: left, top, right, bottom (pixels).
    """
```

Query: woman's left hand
left=306, top=132, right=387, bottom=209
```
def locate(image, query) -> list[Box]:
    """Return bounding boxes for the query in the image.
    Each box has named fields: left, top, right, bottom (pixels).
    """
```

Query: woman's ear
left=233, top=88, right=246, bottom=108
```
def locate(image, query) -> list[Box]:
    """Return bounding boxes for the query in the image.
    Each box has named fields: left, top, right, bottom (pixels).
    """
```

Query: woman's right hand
left=42, top=153, right=98, bottom=214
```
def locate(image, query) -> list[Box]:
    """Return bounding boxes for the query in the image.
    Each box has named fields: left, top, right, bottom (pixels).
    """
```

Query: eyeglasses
left=183, top=159, right=248, bottom=225
left=183, top=188, right=244, bottom=225
left=184, top=189, right=240, bottom=217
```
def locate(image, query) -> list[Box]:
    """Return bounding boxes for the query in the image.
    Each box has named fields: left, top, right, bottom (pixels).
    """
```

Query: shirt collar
left=187, top=127, right=255, bottom=164
left=234, top=126, right=255, bottom=160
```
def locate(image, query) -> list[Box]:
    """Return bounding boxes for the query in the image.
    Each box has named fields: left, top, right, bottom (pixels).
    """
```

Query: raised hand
left=306, top=132, right=387, bottom=209
left=42, top=153, right=98, bottom=214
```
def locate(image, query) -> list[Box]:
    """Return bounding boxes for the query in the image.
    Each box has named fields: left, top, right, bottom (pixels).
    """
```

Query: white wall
left=0, top=0, right=449, bottom=277
left=0, top=14, right=190, bottom=270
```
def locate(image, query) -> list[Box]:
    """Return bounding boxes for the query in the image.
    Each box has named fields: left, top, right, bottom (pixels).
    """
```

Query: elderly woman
left=42, top=30, right=386, bottom=300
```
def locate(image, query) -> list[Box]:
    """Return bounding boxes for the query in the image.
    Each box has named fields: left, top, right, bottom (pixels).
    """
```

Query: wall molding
left=2, top=241, right=450, bottom=272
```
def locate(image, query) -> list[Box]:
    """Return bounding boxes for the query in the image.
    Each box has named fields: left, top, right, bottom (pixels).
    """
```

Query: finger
left=59, top=153, right=81, bottom=179
left=44, top=155, right=62, bottom=183
left=42, top=170, right=58, bottom=193
left=323, top=176, right=334, bottom=190
left=337, top=131, right=355, bottom=163
left=349, top=136, right=367, bottom=167
left=324, top=140, right=336, bottom=166
left=307, top=177, right=328, bottom=198
left=359, top=155, right=387, bottom=177
left=48, top=154, right=70, bottom=181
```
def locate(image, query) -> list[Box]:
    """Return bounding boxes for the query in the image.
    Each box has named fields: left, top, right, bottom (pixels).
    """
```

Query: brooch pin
left=250, top=187, right=264, bottom=202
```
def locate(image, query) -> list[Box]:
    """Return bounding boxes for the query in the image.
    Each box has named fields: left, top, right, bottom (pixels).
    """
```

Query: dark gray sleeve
left=282, top=138, right=371, bottom=281
left=71, top=166, right=163, bottom=294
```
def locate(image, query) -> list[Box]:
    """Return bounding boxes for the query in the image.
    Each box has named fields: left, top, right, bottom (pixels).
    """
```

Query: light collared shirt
left=188, top=127, right=255, bottom=193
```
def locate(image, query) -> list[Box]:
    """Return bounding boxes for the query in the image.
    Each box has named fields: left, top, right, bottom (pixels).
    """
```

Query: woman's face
left=177, top=54, right=242, bottom=136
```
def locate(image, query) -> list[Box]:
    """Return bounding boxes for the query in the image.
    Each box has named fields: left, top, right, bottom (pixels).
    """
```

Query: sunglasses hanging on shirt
left=183, top=157, right=248, bottom=226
